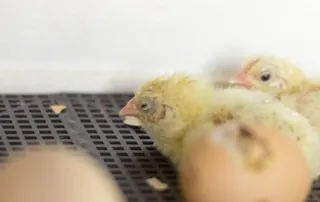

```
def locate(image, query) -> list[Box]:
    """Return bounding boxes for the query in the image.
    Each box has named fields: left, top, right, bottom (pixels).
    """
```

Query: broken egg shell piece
left=146, top=177, right=168, bottom=192
left=123, top=116, right=142, bottom=127
left=50, top=104, right=67, bottom=114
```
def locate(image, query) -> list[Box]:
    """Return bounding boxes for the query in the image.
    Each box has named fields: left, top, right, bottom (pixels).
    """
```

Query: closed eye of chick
left=229, top=55, right=305, bottom=95
left=119, top=72, right=320, bottom=181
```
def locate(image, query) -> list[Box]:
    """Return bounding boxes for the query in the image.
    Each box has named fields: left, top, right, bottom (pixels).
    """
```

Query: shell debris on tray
left=146, top=177, right=168, bottom=191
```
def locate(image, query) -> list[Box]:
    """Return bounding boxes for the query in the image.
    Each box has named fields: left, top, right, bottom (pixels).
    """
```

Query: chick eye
left=140, top=102, right=151, bottom=111
left=260, top=73, right=271, bottom=82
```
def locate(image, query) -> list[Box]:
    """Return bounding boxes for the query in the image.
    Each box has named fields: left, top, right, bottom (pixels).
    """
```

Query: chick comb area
left=0, top=93, right=318, bottom=202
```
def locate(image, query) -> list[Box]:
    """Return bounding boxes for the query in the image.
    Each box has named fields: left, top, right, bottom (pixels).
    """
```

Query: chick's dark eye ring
left=260, top=73, right=271, bottom=82
left=140, top=102, right=150, bottom=110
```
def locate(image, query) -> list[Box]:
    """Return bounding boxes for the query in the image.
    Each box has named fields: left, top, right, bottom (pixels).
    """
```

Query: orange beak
left=229, top=72, right=253, bottom=88
left=119, top=98, right=139, bottom=117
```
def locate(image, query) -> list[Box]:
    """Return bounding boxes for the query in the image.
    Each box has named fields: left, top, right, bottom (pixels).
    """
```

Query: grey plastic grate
left=0, top=93, right=318, bottom=202
left=0, top=93, right=179, bottom=202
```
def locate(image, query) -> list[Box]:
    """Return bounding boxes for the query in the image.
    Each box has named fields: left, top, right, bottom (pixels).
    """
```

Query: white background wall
left=0, top=0, right=320, bottom=93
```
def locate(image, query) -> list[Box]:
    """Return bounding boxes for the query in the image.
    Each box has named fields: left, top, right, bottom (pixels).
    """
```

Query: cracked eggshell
left=179, top=122, right=311, bottom=202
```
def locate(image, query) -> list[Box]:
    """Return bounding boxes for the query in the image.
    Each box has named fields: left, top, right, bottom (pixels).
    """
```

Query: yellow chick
left=119, top=72, right=320, bottom=180
left=119, top=73, right=213, bottom=165
left=228, top=55, right=320, bottom=135
left=229, top=55, right=306, bottom=95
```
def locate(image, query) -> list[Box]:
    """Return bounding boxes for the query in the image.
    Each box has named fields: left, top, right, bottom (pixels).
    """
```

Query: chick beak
left=119, top=98, right=139, bottom=117
left=229, top=72, right=253, bottom=88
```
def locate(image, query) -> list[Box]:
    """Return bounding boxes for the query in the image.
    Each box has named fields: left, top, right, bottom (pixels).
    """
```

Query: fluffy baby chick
left=229, top=55, right=306, bottom=95
left=119, top=73, right=320, bottom=179
left=228, top=55, right=320, bottom=135
left=119, top=73, right=215, bottom=165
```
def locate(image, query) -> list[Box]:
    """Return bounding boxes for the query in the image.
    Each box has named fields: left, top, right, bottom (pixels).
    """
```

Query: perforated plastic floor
left=0, top=93, right=318, bottom=202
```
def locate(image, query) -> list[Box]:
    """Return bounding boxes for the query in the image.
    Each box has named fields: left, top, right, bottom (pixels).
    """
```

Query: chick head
left=229, top=55, right=305, bottom=95
left=119, top=72, right=214, bottom=137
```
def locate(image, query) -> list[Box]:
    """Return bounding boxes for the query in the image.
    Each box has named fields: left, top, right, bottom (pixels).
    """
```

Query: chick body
left=201, top=86, right=320, bottom=179
left=275, top=80, right=320, bottom=134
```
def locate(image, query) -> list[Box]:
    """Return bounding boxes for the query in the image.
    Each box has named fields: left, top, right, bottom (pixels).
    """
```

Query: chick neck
left=151, top=103, right=214, bottom=166
left=149, top=86, right=216, bottom=165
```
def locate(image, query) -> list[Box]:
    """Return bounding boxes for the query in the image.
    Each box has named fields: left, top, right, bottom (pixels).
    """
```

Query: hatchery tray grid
left=0, top=93, right=318, bottom=202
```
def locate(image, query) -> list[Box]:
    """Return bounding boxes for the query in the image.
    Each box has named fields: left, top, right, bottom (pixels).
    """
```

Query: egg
left=179, top=121, right=311, bottom=202
left=0, top=146, right=125, bottom=202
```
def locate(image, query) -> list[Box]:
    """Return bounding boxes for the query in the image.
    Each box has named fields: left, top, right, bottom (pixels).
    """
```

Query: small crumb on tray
left=50, top=104, right=67, bottom=114
left=123, top=116, right=142, bottom=127
left=146, top=177, right=168, bottom=191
